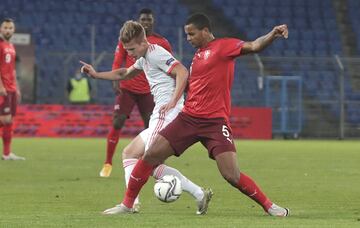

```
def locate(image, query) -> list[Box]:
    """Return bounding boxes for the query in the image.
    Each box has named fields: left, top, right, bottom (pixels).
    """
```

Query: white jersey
left=133, top=44, right=184, bottom=113
left=134, top=44, right=184, bottom=151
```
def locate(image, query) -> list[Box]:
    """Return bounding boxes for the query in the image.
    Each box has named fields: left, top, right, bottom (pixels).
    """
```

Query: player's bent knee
left=113, top=114, right=127, bottom=129
left=122, top=145, right=142, bottom=160
left=122, top=146, right=132, bottom=160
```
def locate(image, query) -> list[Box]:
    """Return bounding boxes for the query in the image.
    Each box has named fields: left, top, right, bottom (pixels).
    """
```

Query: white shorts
left=139, top=105, right=182, bottom=152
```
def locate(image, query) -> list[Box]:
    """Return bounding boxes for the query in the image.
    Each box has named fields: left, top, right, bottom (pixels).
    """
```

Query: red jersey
left=0, top=39, right=17, bottom=92
left=112, top=33, right=172, bottom=94
left=183, top=38, right=244, bottom=122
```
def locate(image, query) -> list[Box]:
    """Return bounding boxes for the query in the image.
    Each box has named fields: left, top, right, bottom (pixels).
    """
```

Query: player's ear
left=202, top=27, right=210, bottom=35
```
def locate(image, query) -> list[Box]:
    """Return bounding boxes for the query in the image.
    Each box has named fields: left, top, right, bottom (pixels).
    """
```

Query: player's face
left=184, top=24, right=205, bottom=48
left=123, top=38, right=148, bottom=59
left=139, top=14, right=154, bottom=35
left=0, top=22, right=15, bottom=41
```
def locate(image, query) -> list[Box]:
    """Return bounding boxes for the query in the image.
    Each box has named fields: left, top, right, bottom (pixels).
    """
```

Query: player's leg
left=100, top=90, right=135, bottom=177
left=143, top=107, right=212, bottom=214
left=110, top=113, right=199, bottom=213
left=136, top=92, right=154, bottom=128
left=199, top=118, right=289, bottom=216
left=125, top=106, right=209, bottom=214
left=1, top=93, right=24, bottom=161
left=103, top=134, right=175, bottom=214
left=121, top=130, right=149, bottom=211
left=214, top=152, right=289, bottom=216
left=121, top=134, right=175, bottom=209
left=121, top=113, right=199, bottom=210
left=153, top=163, right=213, bottom=215
left=1, top=114, right=12, bottom=158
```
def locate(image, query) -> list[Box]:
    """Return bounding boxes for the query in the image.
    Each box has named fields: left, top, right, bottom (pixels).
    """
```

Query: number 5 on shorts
left=222, top=125, right=233, bottom=144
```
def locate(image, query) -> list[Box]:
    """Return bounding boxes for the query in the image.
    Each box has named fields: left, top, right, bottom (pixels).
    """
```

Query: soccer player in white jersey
left=80, top=20, right=213, bottom=215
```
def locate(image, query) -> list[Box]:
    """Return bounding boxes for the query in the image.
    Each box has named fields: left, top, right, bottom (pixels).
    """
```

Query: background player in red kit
left=115, top=13, right=290, bottom=216
left=0, top=18, right=25, bottom=161
left=100, top=8, right=173, bottom=177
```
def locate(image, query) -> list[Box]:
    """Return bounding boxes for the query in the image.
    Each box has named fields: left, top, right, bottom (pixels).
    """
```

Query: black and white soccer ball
left=154, top=175, right=182, bottom=203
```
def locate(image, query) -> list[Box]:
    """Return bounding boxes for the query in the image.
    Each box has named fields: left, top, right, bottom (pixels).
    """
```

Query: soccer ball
left=154, top=175, right=182, bottom=203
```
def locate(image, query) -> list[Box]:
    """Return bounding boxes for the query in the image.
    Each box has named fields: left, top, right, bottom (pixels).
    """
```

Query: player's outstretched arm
left=159, top=63, right=188, bottom=114
left=79, top=61, right=142, bottom=81
left=241, top=24, right=288, bottom=55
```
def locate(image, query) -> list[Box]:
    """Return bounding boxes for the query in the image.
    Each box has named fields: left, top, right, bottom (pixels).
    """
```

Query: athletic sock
left=2, top=123, right=12, bottom=156
left=123, top=159, right=140, bottom=205
left=237, top=172, right=273, bottom=211
left=105, top=128, right=120, bottom=165
left=153, top=164, right=204, bottom=201
left=122, top=159, right=154, bottom=208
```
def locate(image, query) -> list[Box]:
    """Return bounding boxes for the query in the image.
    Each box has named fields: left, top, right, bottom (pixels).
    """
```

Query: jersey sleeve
left=221, top=38, right=245, bottom=59
left=112, top=41, right=126, bottom=70
left=133, top=57, right=144, bottom=70
left=150, top=46, right=179, bottom=74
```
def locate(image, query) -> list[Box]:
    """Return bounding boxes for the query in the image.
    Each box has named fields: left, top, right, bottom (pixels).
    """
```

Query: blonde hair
left=119, top=20, right=145, bottom=44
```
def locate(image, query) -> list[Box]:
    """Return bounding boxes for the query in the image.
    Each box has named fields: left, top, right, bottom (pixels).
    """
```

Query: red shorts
left=159, top=112, right=236, bottom=159
left=0, top=91, right=17, bottom=116
left=114, top=89, right=154, bottom=117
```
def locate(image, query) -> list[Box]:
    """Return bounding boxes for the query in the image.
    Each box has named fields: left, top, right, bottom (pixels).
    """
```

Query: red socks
left=2, top=123, right=13, bottom=156
left=237, top=172, right=273, bottom=211
left=122, top=159, right=154, bottom=208
left=105, top=128, right=121, bottom=164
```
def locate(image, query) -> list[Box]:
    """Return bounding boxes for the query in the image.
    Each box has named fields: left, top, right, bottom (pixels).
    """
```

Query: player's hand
left=273, top=24, right=288, bottom=39
left=159, top=100, right=176, bottom=115
left=79, top=61, right=97, bottom=78
left=0, top=87, right=7, bottom=96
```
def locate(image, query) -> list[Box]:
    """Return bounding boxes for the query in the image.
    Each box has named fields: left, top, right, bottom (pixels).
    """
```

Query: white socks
left=123, top=159, right=204, bottom=202
left=152, top=164, right=204, bottom=201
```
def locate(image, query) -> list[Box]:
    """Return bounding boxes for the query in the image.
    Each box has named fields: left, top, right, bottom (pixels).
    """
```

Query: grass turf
left=0, top=138, right=359, bottom=227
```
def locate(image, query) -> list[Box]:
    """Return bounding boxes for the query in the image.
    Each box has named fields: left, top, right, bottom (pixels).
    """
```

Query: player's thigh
left=215, top=152, right=241, bottom=186
left=200, top=119, right=235, bottom=159
left=158, top=112, right=199, bottom=157
left=136, top=93, right=154, bottom=127
left=10, top=92, right=17, bottom=116
left=143, top=134, right=175, bottom=166
left=0, top=95, right=14, bottom=124
left=122, top=132, right=146, bottom=160
left=113, top=91, right=136, bottom=129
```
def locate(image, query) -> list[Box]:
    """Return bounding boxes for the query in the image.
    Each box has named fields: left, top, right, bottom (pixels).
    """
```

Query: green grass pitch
left=1, top=138, right=359, bottom=227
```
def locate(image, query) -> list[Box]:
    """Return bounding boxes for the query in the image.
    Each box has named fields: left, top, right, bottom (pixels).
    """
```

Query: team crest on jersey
left=166, top=58, right=175, bottom=66
left=204, top=50, right=211, bottom=60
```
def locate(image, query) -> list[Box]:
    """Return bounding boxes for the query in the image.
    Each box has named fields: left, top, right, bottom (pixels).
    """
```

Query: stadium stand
left=212, top=0, right=360, bottom=127
left=0, top=0, right=359, bottom=136
left=0, top=0, right=189, bottom=104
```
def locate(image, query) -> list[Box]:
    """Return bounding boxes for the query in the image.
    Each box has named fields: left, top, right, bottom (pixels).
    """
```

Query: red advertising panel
left=230, top=107, right=272, bottom=139
left=7, top=105, right=271, bottom=139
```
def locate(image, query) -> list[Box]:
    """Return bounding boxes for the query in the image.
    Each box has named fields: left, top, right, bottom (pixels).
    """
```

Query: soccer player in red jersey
left=115, top=13, right=290, bottom=216
left=0, top=18, right=25, bottom=161
left=100, top=8, right=173, bottom=177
